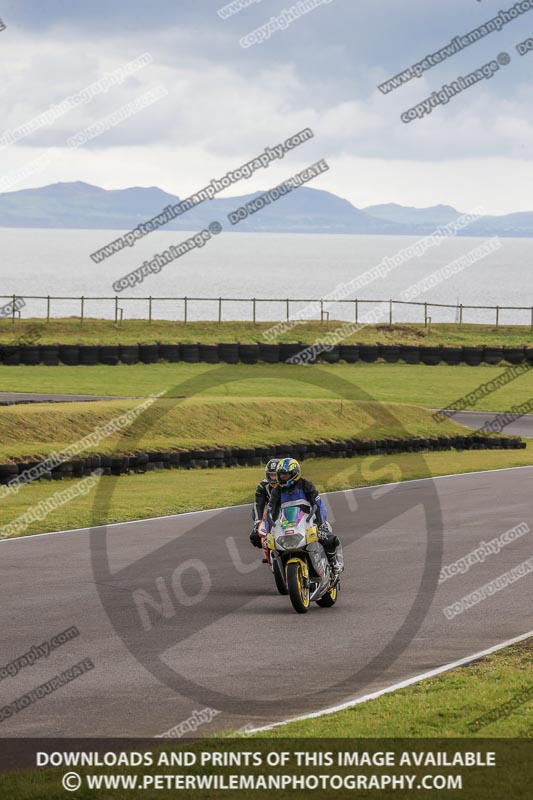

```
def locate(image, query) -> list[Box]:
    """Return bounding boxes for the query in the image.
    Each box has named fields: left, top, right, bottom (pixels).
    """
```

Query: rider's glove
left=249, top=527, right=262, bottom=548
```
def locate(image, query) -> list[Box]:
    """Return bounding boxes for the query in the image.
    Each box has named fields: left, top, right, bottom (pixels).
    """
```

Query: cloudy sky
left=1, top=0, right=532, bottom=214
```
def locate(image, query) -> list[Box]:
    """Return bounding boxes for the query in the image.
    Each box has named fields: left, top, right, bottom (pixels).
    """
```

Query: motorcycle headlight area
left=277, top=534, right=304, bottom=549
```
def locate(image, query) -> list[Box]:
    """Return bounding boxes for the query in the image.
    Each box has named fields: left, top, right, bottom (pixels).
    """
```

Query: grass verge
left=250, top=638, right=533, bottom=738
left=1, top=318, right=533, bottom=346
left=1, top=362, right=532, bottom=413
left=1, top=446, right=531, bottom=539
left=0, top=397, right=468, bottom=461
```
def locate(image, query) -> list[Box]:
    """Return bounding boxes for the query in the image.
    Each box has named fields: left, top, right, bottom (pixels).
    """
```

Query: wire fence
left=1, top=294, right=533, bottom=328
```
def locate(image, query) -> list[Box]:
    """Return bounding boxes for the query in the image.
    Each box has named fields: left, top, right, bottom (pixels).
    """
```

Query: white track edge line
left=248, top=629, right=533, bottom=733
left=2, top=463, right=532, bottom=544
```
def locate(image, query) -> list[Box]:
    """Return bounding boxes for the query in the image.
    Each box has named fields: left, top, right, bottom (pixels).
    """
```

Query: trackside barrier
left=1, top=342, right=533, bottom=366
left=0, top=435, right=525, bottom=485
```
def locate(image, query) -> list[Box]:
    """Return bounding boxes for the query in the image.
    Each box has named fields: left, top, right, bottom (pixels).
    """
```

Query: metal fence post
left=184, top=297, right=188, bottom=324
left=459, top=304, right=463, bottom=326
left=424, top=302, right=428, bottom=327
left=355, top=299, right=358, bottom=324
left=80, top=296, right=84, bottom=325
left=286, top=298, right=290, bottom=321
left=252, top=298, right=256, bottom=323
left=218, top=297, right=222, bottom=323
left=495, top=306, right=499, bottom=328
left=148, top=296, right=152, bottom=323
left=46, top=295, right=51, bottom=322
left=389, top=299, right=393, bottom=327
left=114, top=296, right=119, bottom=323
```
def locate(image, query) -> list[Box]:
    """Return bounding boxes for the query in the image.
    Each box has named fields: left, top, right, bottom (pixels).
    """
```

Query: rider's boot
left=326, top=540, right=344, bottom=581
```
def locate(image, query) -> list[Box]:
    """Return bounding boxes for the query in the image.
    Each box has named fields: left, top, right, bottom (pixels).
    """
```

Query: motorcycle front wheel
left=273, top=558, right=288, bottom=595
left=287, top=562, right=310, bottom=614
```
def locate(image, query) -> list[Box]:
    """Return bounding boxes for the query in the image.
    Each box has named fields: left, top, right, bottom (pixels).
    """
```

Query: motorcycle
left=263, top=500, right=339, bottom=614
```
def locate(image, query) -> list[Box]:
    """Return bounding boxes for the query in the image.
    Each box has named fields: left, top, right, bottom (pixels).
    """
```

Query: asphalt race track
left=451, top=411, right=533, bottom=438
left=1, top=466, right=532, bottom=737
left=0, top=392, right=133, bottom=405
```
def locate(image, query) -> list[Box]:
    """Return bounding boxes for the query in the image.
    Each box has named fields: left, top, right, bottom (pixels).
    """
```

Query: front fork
left=259, top=533, right=271, bottom=565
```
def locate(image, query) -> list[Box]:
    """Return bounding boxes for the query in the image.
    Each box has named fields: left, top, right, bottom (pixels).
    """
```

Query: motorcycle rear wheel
left=316, top=584, right=338, bottom=607
left=287, top=562, right=310, bottom=614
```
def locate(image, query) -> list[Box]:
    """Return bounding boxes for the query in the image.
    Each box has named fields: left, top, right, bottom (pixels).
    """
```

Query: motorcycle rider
left=249, top=457, right=280, bottom=549
left=265, top=457, right=345, bottom=580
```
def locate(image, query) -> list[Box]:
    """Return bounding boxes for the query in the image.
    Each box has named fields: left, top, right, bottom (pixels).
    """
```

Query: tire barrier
left=238, top=344, right=260, bottom=364
left=484, top=347, right=504, bottom=365
left=180, top=344, right=200, bottom=363
left=158, top=344, right=181, bottom=363
left=139, top=344, right=159, bottom=364
left=503, top=347, right=526, bottom=365
left=399, top=344, right=420, bottom=365
left=39, top=345, right=60, bottom=366
left=259, top=343, right=280, bottom=364
left=58, top=345, right=80, bottom=366
left=78, top=345, right=99, bottom=366
left=419, top=345, right=441, bottom=366
left=99, top=345, right=120, bottom=366
left=218, top=343, right=240, bottom=364
left=119, top=344, right=139, bottom=364
left=1, top=341, right=532, bottom=367
left=379, top=344, right=401, bottom=363
left=279, top=343, right=304, bottom=363
left=320, top=345, right=340, bottom=364
left=441, top=346, right=462, bottom=366
left=0, top=434, right=524, bottom=485
left=198, top=344, right=219, bottom=364
left=462, top=346, right=484, bottom=367
left=19, top=345, right=40, bottom=366
left=358, top=344, right=380, bottom=363
left=339, top=344, right=359, bottom=363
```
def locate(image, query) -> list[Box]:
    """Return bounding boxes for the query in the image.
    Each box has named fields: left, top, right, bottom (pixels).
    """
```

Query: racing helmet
left=276, top=457, right=302, bottom=488
left=265, top=458, right=280, bottom=486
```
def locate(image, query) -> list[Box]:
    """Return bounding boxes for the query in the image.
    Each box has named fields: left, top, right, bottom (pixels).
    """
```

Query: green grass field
left=1, top=317, right=533, bottom=346
left=1, top=361, right=531, bottom=413
left=0, top=396, right=468, bottom=461
left=1, top=446, right=531, bottom=539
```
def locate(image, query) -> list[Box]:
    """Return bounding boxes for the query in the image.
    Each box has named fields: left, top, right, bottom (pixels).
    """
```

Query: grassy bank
left=0, top=397, right=468, bottom=461
left=254, top=638, right=533, bottom=738
left=1, top=446, right=531, bottom=539
left=1, top=362, right=532, bottom=412
left=1, top=318, right=533, bottom=346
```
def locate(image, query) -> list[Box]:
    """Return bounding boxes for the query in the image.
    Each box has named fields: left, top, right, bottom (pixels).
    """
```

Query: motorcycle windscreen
left=282, top=505, right=302, bottom=525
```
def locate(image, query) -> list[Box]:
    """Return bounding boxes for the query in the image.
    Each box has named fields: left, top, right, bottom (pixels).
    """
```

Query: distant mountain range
left=1, top=181, right=533, bottom=237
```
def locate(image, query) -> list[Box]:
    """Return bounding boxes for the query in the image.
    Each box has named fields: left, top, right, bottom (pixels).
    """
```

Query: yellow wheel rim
left=297, top=567, right=310, bottom=607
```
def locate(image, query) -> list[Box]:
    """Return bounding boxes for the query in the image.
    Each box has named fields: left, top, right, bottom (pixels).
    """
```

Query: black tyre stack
left=39, top=345, right=59, bottom=366
left=379, top=344, right=401, bottom=363
left=218, top=343, right=240, bottom=364
left=358, top=344, right=379, bottom=363
left=339, top=344, right=359, bottom=363
left=399, top=345, right=420, bottom=364
left=58, top=345, right=79, bottom=366
left=462, top=346, right=484, bottom=366
left=159, top=344, right=181, bottom=363
left=119, top=344, right=139, bottom=364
